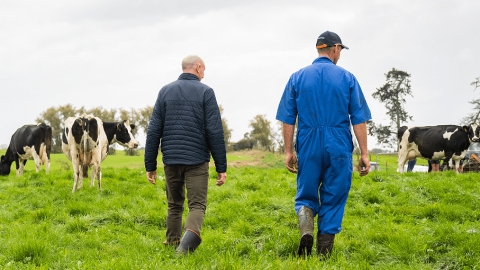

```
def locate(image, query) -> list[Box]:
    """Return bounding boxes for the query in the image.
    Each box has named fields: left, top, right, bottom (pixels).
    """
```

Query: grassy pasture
left=0, top=150, right=478, bottom=269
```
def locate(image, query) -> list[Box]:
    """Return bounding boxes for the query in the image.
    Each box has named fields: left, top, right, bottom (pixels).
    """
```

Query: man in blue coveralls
left=276, top=31, right=371, bottom=258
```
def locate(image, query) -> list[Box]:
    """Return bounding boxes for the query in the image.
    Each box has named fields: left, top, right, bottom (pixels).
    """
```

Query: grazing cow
left=0, top=123, right=52, bottom=176
left=397, top=124, right=479, bottom=173
left=62, top=115, right=139, bottom=192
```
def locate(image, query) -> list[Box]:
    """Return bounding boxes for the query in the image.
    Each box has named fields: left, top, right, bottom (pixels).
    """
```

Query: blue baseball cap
left=316, top=31, right=349, bottom=50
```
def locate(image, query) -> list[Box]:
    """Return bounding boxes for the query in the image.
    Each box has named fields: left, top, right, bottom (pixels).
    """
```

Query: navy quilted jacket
left=144, top=73, right=227, bottom=173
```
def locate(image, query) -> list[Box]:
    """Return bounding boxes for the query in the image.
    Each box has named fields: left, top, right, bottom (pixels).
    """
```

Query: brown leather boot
left=297, top=206, right=314, bottom=256
left=317, top=232, right=335, bottom=258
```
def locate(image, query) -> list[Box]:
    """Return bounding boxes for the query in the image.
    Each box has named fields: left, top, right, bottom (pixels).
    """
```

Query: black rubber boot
left=317, top=232, right=335, bottom=258
left=176, top=229, right=202, bottom=255
left=297, top=206, right=314, bottom=256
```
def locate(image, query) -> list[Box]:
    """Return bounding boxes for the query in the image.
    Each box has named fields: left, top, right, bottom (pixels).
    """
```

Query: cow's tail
left=81, top=117, right=95, bottom=166
left=82, top=164, right=89, bottom=179
left=44, top=124, right=52, bottom=160
left=82, top=126, right=90, bottom=166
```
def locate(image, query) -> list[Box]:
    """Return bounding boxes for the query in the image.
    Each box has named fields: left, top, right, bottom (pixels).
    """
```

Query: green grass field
left=0, top=150, right=478, bottom=269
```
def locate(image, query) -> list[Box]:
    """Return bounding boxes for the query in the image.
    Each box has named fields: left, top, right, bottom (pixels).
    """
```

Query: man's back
left=160, top=74, right=212, bottom=163
left=278, top=57, right=368, bottom=132
left=145, top=72, right=226, bottom=172
left=292, top=57, right=354, bottom=130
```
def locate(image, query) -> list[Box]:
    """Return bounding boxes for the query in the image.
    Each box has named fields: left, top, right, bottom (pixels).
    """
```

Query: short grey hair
left=182, top=55, right=204, bottom=70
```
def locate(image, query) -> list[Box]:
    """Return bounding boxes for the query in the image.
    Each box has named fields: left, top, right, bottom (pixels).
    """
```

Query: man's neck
left=318, top=54, right=332, bottom=61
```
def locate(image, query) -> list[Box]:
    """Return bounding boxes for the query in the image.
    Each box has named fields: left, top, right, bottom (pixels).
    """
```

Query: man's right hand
left=358, top=155, right=370, bottom=177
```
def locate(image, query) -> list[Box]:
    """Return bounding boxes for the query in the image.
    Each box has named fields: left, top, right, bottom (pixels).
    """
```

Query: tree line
left=35, top=104, right=283, bottom=153
left=35, top=72, right=479, bottom=154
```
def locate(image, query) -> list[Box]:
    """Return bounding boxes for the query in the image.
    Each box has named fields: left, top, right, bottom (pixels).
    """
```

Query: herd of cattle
left=1, top=119, right=479, bottom=190
left=397, top=123, right=480, bottom=173
left=0, top=114, right=138, bottom=192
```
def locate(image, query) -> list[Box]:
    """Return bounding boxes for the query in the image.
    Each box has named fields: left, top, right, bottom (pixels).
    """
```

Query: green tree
left=461, top=76, right=480, bottom=124
left=85, top=107, right=117, bottom=121
left=368, top=68, right=413, bottom=149
left=136, top=106, right=153, bottom=135
left=273, top=121, right=285, bottom=154
left=219, top=105, right=232, bottom=146
left=472, top=77, right=480, bottom=90
left=57, top=104, right=77, bottom=121
left=249, top=114, right=273, bottom=151
left=118, top=108, right=139, bottom=136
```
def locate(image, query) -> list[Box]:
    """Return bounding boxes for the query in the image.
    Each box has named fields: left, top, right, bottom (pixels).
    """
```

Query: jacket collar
left=178, top=73, right=200, bottom=81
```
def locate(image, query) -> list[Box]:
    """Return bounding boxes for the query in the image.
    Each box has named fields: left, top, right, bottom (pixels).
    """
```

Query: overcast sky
left=1, top=0, right=479, bottom=150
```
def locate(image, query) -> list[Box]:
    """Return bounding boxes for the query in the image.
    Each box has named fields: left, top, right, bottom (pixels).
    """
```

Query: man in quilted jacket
left=145, top=55, right=227, bottom=255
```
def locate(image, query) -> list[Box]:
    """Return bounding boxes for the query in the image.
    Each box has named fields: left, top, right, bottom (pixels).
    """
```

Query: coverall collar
left=312, top=56, right=334, bottom=64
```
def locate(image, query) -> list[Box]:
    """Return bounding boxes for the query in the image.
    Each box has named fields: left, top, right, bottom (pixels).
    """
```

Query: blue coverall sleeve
left=276, top=75, right=298, bottom=125
left=348, top=74, right=372, bottom=125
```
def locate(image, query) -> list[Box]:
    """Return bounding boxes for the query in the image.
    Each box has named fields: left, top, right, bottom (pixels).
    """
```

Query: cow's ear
left=463, top=126, right=468, bottom=132
left=116, top=123, right=121, bottom=131
left=130, top=124, right=135, bottom=130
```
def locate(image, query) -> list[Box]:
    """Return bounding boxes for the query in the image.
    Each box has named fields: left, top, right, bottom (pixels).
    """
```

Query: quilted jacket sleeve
left=204, top=89, right=227, bottom=173
left=144, top=91, right=164, bottom=172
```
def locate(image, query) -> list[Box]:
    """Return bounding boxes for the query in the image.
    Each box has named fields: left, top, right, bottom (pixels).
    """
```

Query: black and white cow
left=397, top=124, right=479, bottom=173
left=62, top=115, right=104, bottom=192
left=102, top=120, right=139, bottom=150
left=0, top=123, right=52, bottom=176
left=62, top=115, right=139, bottom=192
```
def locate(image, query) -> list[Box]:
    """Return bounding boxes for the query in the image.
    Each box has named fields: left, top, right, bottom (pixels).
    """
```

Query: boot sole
left=297, top=234, right=314, bottom=256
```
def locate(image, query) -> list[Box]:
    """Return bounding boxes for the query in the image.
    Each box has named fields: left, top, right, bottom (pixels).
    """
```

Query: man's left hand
left=216, top=172, right=227, bottom=186
left=358, top=155, right=370, bottom=177
left=146, top=170, right=157, bottom=185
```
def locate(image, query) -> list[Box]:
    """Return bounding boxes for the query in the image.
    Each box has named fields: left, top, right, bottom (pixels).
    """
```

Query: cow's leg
left=97, top=166, right=102, bottom=190
left=70, top=147, right=82, bottom=192
left=90, top=165, right=95, bottom=188
left=397, top=151, right=408, bottom=174
left=72, top=163, right=80, bottom=193
left=13, top=158, right=20, bottom=176
left=39, top=147, right=50, bottom=174
left=91, top=150, right=102, bottom=190
left=45, top=158, right=50, bottom=175
left=452, top=159, right=460, bottom=174
left=31, top=150, right=42, bottom=173
left=90, top=163, right=102, bottom=189
left=78, top=164, right=86, bottom=190
left=17, top=159, right=26, bottom=176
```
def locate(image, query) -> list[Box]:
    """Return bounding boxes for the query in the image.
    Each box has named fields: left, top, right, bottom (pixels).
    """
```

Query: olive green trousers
left=164, top=162, right=209, bottom=242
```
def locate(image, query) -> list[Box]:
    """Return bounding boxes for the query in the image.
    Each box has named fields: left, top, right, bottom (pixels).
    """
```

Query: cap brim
left=340, top=44, right=349, bottom=50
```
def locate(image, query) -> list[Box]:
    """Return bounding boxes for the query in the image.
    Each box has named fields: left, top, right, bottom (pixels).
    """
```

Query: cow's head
left=114, top=120, right=139, bottom=149
left=465, top=123, right=480, bottom=143
left=0, top=155, right=11, bottom=176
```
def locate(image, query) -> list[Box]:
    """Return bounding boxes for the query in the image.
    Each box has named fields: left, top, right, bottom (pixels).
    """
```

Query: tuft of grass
left=10, top=240, right=48, bottom=266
